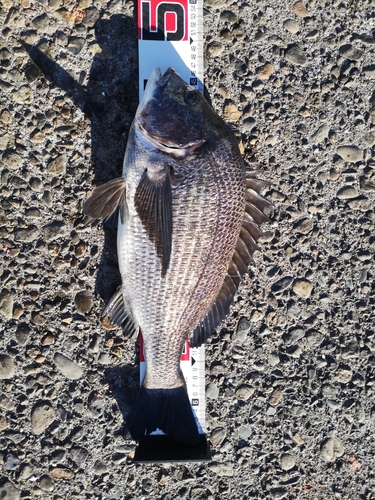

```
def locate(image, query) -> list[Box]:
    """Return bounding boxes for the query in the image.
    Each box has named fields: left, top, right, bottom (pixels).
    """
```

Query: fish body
left=84, top=68, right=271, bottom=445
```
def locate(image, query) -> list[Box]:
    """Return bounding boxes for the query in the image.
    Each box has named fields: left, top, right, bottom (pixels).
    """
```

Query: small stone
left=363, top=65, right=375, bottom=78
left=54, top=353, right=83, bottom=380
left=206, top=383, right=219, bottom=399
left=362, top=131, right=375, bottom=147
left=0, top=480, right=20, bottom=500
left=339, top=44, right=363, bottom=61
left=0, top=415, right=7, bottom=431
left=67, top=37, right=85, bottom=55
left=285, top=45, right=307, bottom=66
left=235, top=384, right=254, bottom=401
left=223, top=102, right=242, bottom=121
left=271, top=276, right=293, bottom=294
left=265, top=134, right=278, bottom=146
left=280, top=453, right=296, bottom=470
left=210, top=426, right=227, bottom=446
left=0, top=354, right=15, bottom=379
left=12, top=85, right=34, bottom=104
left=1, top=151, right=23, bottom=170
left=75, top=291, right=92, bottom=314
left=39, top=474, right=53, bottom=492
left=0, top=132, right=15, bottom=150
left=32, top=312, right=46, bottom=326
left=238, top=425, right=252, bottom=440
left=43, top=221, right=68, bottom=241
left=0, top=290, right=13, bottom=319
left=268, top=389, right=283, bottom=406
left=256, top=63, right=274, bottom=80
left=236, top=316, right=250, bottom=342
left=337, top=186, right=359, bottom=200
left=268, top=352, right=280, bottom=365
left=13, top=225, right=38, bottom=243
left=310, top=124, right=330, bottom=144
left=208, top=462, right=234, bottom=477
left=0, top=110, right=12, bottom=124
left=206, top=41, right=224, bottom=58
left=292, top=0, right=308, bottom=17
left=336, top=146, right=363, bottom=162
left=47, top=155, right=66, bottom=175
left=283, top=19, right=299, bottom=34
left=283, top=328, right=304, bottom=346
left=68, top=446, right=89, bottom=466
left=334, top=366, right=352, bottom=384
left=49, top=466, right=74, bottom=479
left=293, top=279, right=313, bottom=298
left=4, top=453, right=19, bottom=471
left=93, top=459, right=108, bottom=475
left=31, top=401, right=56, bottom=435
left=294, top=217, right=313, bottom=234
left=320, top=437, right=344, bottom=462
left=15, top=324, right=30, bottom=344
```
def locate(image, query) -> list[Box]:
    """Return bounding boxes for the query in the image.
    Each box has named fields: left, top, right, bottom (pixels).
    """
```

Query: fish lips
left=136, top=67, right=206, bottom=157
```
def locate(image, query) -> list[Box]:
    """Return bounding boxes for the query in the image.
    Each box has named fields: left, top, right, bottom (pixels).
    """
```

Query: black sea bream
left=84, top=68, right=272, bottom=445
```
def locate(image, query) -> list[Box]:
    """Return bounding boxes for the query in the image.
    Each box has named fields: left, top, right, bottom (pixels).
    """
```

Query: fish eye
left=184, top=91, right=199, bottom=105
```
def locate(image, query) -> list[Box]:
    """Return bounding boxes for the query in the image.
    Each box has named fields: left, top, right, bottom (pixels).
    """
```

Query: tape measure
left=137, top=0, right=206, bottom=437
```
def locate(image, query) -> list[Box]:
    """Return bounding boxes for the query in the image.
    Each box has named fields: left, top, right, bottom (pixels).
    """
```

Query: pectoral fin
left=134, top=169, right=172, bottom=276
left=84, top=178, right=126, bottom=223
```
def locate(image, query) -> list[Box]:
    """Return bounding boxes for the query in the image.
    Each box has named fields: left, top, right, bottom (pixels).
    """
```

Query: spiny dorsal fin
left=134, top=169, right=172, bottom=277
left=189, top=171, right=272, bottom=348
left=84, top=178, right=126, bottom=223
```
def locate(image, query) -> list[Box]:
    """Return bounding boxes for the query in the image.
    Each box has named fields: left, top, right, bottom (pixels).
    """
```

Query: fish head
left=135, top=67, right=213, bottom=158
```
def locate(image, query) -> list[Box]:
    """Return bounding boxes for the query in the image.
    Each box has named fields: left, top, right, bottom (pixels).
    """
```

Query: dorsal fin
left=189, top=171, right=271, bottom=348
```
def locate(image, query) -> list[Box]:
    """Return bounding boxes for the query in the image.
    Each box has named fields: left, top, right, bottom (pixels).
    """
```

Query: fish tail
left=126, top=386, right=200, bottom=446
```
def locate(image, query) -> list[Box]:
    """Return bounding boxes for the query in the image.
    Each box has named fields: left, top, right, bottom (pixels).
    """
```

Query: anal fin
left=102, top=288, right=138, bottom=339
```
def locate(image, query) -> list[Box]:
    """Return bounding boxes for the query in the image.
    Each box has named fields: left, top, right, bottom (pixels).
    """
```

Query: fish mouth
left=136, top=67, right=206, bottom=157
left=139, top=123, right=205, bottom=158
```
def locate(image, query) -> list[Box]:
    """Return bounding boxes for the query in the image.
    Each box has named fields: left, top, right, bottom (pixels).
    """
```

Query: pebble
left=0, top=291, right=13, bottom=319
left=223, top=102, right=242, bottom=121
left=280, top=453, right=296, bottom=470
left=256, top=63, right=274, bottom=80
left=362, top=131, right=375, bottom=147
left=336, top=186, right=359, bottom=200
left=12, top=85, right=34, bottom=104
left=206, top=382, right=219, bottom=399
left=15, top=324, right=30, bottom=344
left=39, top=474, right=53, bottom=492
left=75, top=291, right=93, bottom=314
left=54, top=353, right=83, bottom=380
left=293, top=279, right=313, bottom=298
left=31, top=401, right=56, bottom=435
left=93, top=459, right=109, bottom=475
left=206, top=41, right=224, bottom=58
left=68, top=446, right=89, bottom=466
left=0, top=354, right=15, bottom=379
left=271, top=276, right=293, bottom=294
left=210, top=426, right=227, bottom=446
left=294, top=217, right=313, bottom=234
left=334, top=366, right=352, bottom=384
left=47, top=155, right=67, bottom=176
left=236, top=317, right=250, bottom=342
left=209, top=462, right=234, bottom=477
left=339, top=44, right=363, bottom=61
left=320, top=437, right=344, bottom=462
left=0, top=480, right=20, bottom=500
left=67, top=37, right=85, bottom=55
left=336, top=146, right=363, bottom=162
left=238, top=425, right=252, bottom=440
left=284, top=45, right=307, bottom=66
left=3, top=452, right=19, bottom=471
left=310, top=123, right=330, bottom=144
left=292, top=0, right=308, bottom=17
left=235, top=384, right=255, bottom=401
left=49, top=466, right=74, bottom=479
left=283, top=19, right=299, bottom=34
left=13, top=225, right=38, bottom=243
left=268, top=389, right=283, bottom=406
left=43, top=221, right=68, bottom=241
left=1, top=151, right=23, bottom=170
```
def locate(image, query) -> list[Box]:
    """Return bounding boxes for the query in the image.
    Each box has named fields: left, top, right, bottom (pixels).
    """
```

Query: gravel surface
left=1, top=0, right=375, bottom=498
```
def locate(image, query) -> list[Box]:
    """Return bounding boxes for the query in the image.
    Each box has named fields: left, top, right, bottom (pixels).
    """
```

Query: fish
left=84, top=67, right=272, bottom=445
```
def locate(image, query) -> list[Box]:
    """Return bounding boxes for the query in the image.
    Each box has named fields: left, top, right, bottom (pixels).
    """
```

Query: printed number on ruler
left=138, top=0, right=204, bottom=99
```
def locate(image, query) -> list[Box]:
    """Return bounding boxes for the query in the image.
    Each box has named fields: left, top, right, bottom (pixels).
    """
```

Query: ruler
left=137, top=0, right=207, bottom=440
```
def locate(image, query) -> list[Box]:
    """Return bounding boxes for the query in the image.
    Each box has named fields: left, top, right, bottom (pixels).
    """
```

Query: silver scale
left=134, top=0, right=210, bottom=462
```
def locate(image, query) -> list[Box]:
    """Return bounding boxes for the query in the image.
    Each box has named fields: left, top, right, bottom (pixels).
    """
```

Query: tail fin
left=126, top=386, right=200, bottom=446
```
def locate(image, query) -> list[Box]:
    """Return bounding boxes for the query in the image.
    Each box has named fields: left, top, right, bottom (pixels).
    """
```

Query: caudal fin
left=126, top=386, right=200, bottom=446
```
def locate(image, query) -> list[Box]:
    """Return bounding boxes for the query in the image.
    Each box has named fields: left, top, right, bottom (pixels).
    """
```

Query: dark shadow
left=23, top=13, right=139, bottom=300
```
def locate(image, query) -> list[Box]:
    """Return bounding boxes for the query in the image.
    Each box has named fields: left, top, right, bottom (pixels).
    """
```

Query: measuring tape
left=137, top=0, right=206, bottom=437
